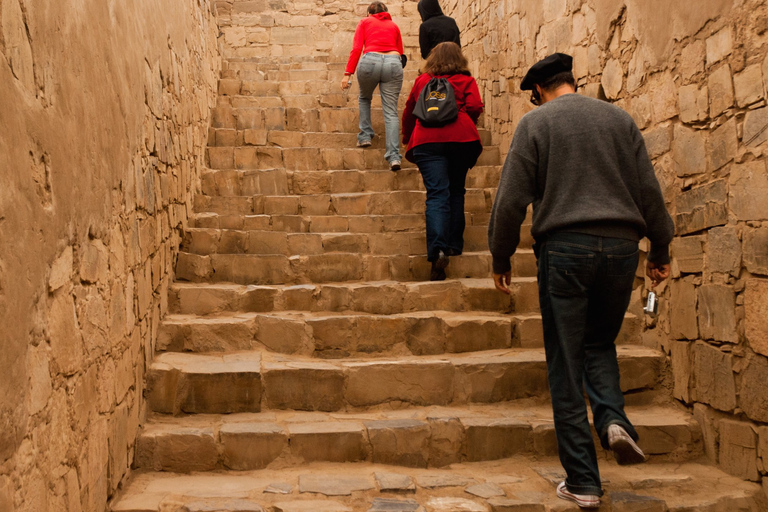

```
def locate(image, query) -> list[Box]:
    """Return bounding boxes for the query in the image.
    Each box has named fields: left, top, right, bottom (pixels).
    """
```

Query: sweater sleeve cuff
left=492, top=256, right=513, bottom=275
left=647, top=243, right=670, bottom=266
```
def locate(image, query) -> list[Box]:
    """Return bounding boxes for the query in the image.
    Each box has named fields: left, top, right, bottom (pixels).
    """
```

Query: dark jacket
left=488, top=94, right=675, bottom=274
left=417, top=0, right=461, bottom=59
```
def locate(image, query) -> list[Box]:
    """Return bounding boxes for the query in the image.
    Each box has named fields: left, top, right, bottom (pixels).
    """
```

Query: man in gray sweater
left=488, top=53, right=674, bottom=509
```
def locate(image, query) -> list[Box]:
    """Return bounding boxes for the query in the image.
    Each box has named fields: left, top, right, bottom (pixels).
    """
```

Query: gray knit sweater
left=488, top=93, right=674, bottom=274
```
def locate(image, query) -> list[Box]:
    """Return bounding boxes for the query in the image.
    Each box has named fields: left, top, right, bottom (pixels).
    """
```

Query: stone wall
left=443, top=0, right=768, bottom=487
left=0, top=0, right=220, bottom=510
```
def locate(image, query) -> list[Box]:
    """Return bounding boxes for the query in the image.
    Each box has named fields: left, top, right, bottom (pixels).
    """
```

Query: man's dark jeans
left=412, top=142, right=477, bottom=262
left=536, top=232, right=640, bottom=496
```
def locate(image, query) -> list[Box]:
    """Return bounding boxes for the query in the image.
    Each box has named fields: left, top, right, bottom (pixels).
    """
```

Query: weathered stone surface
left=708, top=64, right=734, bottom=117
left=671, top=236, right=705, bottom=274
left=183, top=499, right=265, bottom=512
left=679, top=85, right=709, bottom=123
left=298, top=474, right=375, bottom=496
left=486, top=498, right=546, bottom=511
left=220, top=422, right=287, bottom=470
left=706, top=226, right=741, bottom=276
left=707, top=118, right=737, bottom=171
left=692, top=342, right=737, bottom=411
left=609, top=492, right=666, bottom=512
left=427, top=416, right=464, bottom=468
left=273, top=500, right=352, bottom=512
left=366, top=419, right=431, bottom=468
left=734, top=64, right=764, bottom=107
left=425, top=497, right=488, bottom=512
left=463, top=418, right=531, bottom=461
left=674, top=180, right=728, bottom=235
left=643, top=125, right=672, bottom=159
left=680, top=40, right=706, bottom=81
left=288, top=422, right=367, bottom=463
left=743, top=107, right=768, bottom=147
left=375, top=472, right=416, bottom=493
left=49, top=247, right=74, bottom=292
left=745, top=279, right=768, bottom=357
left=602, top=59, right=624, bottom=99
left=719, top=419, right=759, bottom=481
left=672, top=125, right=707, bottom=176
left=670, top=278, right=698, bottom=339
left=464, top=482, right=505, bottom=499
left=263, top=362, right=344, bottom=411
left=740, top=356, right=768, bottom=423
left=697, top=285, right=737, bottom=343
left=368, top=498, right=421, bottom=512
left=670, top=341, right=692, bottom=403
left=729, top=161, right=768, bottom=221
left=416, top=474, right=475, bottom=489
left=706, top=27, right=733, bottom=65
left=743, top=228, right=768, bottom=276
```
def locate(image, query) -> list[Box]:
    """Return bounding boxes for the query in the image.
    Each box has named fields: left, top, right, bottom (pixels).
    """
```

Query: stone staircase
left=110, top=2, right=766, bottom=511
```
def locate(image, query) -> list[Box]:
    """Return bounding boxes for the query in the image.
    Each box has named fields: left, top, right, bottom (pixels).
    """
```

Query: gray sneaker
left=556, top=481, right=600, bottom=509
left=607, top=424, right=647, bottom=465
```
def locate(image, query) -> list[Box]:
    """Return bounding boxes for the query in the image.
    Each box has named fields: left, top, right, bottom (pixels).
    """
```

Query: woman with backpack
left=341, top=2, right=405, bottom=171
left=402, top=42, right=484, bottom=281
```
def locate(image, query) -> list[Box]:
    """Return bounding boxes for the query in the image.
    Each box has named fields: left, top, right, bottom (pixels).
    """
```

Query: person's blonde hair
left=423, top=42, right=470, bottom=76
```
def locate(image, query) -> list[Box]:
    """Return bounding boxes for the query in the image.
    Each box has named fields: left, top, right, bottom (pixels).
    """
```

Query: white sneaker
left=389, top=160, right=401, bottom=171
left=607, top=424, right=647, bottom=465
left=556, top=481, right=600, bottom=509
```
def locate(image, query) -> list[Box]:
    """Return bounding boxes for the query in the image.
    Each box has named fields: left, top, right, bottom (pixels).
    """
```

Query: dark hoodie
left=417, top=0, right=461, bottom=59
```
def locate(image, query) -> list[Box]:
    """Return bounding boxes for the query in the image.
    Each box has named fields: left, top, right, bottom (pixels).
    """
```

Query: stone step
left=180, top=228, right=504, bottom=256
left=218, top=67, right=422, bottom=84
left=168, top=278, right=533, bottom=316
left=199, top=167, right=503, bottom=197
left=206, top=145, right=502, bottom=171
left=110, top=459, right=767, bottom=512
left=145, top=346, right=664, bottom=414
left=210, top=105, right=491, bottom=138
left=134, top=403, right=701, bottom=473
left=156, top=310, right=642, bottom=356
left=175, top=250, right=537, bottom=285
left=192, top=190, right=497, bottom=217
left=208, top=128, right=495, bottom=149
left=215, top=94, right=413, bottom=114
left=189, top=212, right=497, bottom=236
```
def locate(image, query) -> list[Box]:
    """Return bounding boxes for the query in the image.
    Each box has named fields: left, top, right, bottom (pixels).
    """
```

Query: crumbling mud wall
left=443, top=0, right=768, bottom=487
left=0, top=0, right=219, bottom=510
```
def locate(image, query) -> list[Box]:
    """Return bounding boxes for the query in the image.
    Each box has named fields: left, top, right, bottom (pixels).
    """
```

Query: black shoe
left=430, top=265, right=446, bottom=281
left=435, top=250, right=449, bottom=270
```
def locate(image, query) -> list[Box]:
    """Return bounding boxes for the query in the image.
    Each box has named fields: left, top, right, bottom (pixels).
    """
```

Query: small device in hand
left=644, top=291, right=658, bottom=317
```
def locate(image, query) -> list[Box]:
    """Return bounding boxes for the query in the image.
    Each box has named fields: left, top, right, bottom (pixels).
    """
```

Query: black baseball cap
left=520, top=53, right=573, bottom=91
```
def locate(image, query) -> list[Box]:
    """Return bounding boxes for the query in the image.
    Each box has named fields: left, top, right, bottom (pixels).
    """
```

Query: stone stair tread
left=111, top=459, right=764, bottom=512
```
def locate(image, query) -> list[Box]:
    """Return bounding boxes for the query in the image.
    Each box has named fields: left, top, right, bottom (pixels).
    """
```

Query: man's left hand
left=493, top=271, right=512, bottom=295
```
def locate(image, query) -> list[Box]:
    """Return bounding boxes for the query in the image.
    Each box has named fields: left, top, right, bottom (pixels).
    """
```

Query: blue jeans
left=356, top=52, right=403, bottom=163
left=412, top=143, right=478, bottom=261
left=536, top=232, right=640, bottom=497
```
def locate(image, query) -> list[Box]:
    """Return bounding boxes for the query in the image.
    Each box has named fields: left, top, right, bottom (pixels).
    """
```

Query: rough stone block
left=743, top=227, right=768, bottom=276
left=729, top=161, right=768, bottom=221
left=273, top=500, right=351, bottom=512
left=344, top=361, right=454, bottom=406
left=679, top=84, right=709, bottom=123
left=609, top=492, right=666, bottom=512
left=745, top=279, right=768, bottom=357
left=298, top=474, right=375, bottom=496
left=670, top=341, right=692, bottom=403
left=670, top=278, right=699, bottom=340
left=707, top=226, right=742, bottom=275
left=672, top=124, right=707, bottom=177
left=288, top=422, right=366, bottom=462
left=692, top=342, right=737, bottom=412
left=680, top=40, right=706, bottom=80
left=719, top=419, right=759, bottom=481
left=365, top=419, right=430, bottom=467
left=671, top=235, right=705, bottom=274
left=602, top=59, right=623, bottom=99
left=49, top=246, right=73, bottom=292
left=734, top=64, right=764, bottom=107
left=148, top=427, right=218, bottom=472
left=463, top=418, right=531, bottom=461
left=697, top=284, right=738, bottom=343
left=706, top=27, right=733, bottom=65
left=263, top=362, right=344, bottom=411
left=740, top=356, right=768, bottom=423
left=743, top=107, right=768, bottom=147
left=707, top=118, right=737, bottom=171
left=221, top=422, right=287, bottom=470
left=708, top=64, right=734, bottom=117
left=674, top=180, right=728, bottom=235
left=643, top=125, right=672, bottom=159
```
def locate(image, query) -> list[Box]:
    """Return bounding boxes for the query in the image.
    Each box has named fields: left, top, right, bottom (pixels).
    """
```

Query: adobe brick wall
left=442, top=0, right=768, bottom=487
left=0, top=0, right=220, bottom=510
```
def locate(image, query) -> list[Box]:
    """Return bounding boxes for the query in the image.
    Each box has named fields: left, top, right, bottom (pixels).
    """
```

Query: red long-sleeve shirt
left=402, top=73, right=485, bottom=163
left=345, top=13, right=404, bottom=75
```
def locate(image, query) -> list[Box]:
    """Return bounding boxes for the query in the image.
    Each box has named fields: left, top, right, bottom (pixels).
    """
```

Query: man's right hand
left=646, top=261, right=670, bottom=288
left=493, top=271, right=512, bottom=295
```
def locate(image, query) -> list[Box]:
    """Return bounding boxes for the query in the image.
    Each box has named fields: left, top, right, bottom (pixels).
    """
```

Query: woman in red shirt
left=341, top=2, right=405, bottom=171
left=402, top=42, right=484, bottom=280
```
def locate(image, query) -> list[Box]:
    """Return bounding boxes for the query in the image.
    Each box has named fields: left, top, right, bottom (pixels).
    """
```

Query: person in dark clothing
left=417, top=0, right=461, bottom=60
left=488, top=53, right=674, bottom=509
